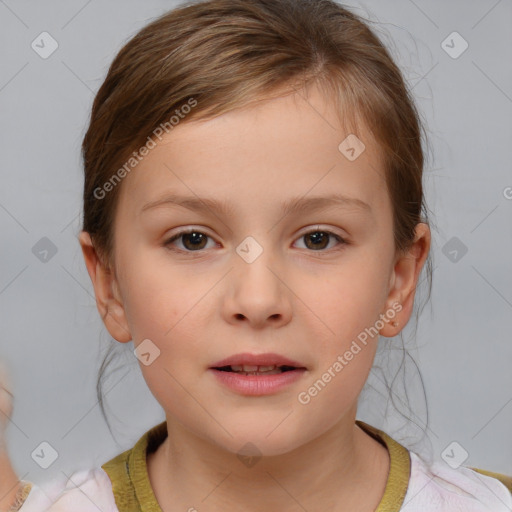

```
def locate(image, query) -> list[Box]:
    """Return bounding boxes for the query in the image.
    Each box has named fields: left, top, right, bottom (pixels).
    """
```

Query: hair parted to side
left=81, top=0, right=434, bottom=446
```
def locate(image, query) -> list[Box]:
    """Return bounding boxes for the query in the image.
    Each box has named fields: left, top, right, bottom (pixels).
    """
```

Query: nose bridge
left=223, top=233, right=292, bottom=326
left=235, top=234, right=268, bottom=266
left=234, top=233, right=282, bottom=291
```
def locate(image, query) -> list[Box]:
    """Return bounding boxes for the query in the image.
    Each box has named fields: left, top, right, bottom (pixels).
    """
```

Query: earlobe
left=380, top=223, right=431, bottom=338
left=78, top=231, right=132, bottom=343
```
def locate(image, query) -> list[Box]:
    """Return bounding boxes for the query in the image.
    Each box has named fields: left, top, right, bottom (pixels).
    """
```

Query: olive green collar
left=102, top=419, right=411, bottom=511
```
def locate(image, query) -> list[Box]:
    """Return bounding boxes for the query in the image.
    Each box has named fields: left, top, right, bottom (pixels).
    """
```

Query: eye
left=165, top=227, right=347, bottom=254
left=294, top=228, right=347, bottom=252
left=164, top=229, right=216, bottom=252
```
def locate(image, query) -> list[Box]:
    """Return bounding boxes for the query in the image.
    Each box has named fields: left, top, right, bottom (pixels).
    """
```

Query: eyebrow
left=140, top=192, right=372, bottom=217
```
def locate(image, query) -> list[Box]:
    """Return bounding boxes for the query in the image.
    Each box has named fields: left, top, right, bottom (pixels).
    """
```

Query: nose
left=221, top=248, right=293, bottom=329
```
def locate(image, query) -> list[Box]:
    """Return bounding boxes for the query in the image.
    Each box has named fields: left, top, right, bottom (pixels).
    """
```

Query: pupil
left=306, top=232, right=328, bottom=250
left=184, top=232, right=206, bottom=250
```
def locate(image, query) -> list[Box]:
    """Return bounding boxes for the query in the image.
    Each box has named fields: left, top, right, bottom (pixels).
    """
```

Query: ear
left=379, top=223, right=431, bottom=338
left=78, top=231, right=132, bottom=343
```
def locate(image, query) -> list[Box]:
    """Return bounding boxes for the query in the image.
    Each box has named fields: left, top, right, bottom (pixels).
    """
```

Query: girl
left=1, top=0, right=511, bottom=510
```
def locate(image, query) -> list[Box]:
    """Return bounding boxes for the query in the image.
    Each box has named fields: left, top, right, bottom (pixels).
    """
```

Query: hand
left=0, top=360, right=14, bottom=447
left=0, top=360, right=24, bottom=512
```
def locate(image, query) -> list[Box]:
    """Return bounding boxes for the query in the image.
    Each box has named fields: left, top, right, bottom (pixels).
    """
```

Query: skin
left=79, top=82, right=430, bottom=512
left=0, top=363, right=23, bottom=512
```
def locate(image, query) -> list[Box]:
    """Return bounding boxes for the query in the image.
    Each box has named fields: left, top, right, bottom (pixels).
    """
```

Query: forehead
left=119, top=84, right=388, bottom=216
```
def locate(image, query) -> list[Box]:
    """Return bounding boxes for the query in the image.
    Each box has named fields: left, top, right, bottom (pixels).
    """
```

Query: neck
left=147, top=412, right=390, bottom=512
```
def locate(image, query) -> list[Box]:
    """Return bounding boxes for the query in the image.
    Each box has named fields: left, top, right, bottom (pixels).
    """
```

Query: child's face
left=81, top=83, right=428, bottom=456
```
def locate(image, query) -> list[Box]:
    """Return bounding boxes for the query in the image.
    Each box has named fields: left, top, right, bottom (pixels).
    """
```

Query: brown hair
left=81, top=0, right=434, bottom=446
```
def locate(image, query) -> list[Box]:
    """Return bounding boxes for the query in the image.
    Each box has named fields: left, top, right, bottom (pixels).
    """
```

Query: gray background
left=1, top=0, right=511, bottom=487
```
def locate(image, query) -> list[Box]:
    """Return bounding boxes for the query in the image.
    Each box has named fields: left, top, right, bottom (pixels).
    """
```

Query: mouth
left=212, top=364, right=302, bottom=376
left=209, top=352, right=308, bottom=376
left=208, top=360, right=307, bottom=395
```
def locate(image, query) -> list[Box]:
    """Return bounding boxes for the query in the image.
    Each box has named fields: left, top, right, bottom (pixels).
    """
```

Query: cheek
left=124, top=261, right=212, bottom=363
left=297, top=255, right=388, bottom=348
left=132, top=297, right=207, bottom=422
left=120, top=252, right=203, bottom=340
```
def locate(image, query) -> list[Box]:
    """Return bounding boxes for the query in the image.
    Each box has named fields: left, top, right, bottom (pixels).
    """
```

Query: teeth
left=230, top=364, right=277, bottom=372
left=257, top=365, right=276, bottom=372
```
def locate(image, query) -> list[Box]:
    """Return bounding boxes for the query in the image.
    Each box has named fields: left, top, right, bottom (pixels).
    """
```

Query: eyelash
left=164, top=227, right=348, bottom=254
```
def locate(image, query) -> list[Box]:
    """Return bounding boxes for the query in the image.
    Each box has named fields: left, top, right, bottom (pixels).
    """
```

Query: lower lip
left=209, top=368, right=307, bottom=396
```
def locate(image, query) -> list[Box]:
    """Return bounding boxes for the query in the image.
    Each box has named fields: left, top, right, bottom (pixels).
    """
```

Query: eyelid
left=165, top=226, right=217, bottom=250
left=298, top=224, right=347, bottom=238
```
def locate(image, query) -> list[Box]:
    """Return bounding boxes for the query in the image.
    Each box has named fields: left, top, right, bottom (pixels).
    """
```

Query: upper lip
left=210, top=352, right=306, bottom=369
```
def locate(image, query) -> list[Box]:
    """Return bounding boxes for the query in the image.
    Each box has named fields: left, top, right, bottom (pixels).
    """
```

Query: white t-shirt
left=18, top=420, right=512, bottom=512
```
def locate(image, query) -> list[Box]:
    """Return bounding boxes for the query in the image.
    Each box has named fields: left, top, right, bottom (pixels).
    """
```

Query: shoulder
left=401, top=451, right=512, bottom=511
left=19, top=467, right=118, bottom=512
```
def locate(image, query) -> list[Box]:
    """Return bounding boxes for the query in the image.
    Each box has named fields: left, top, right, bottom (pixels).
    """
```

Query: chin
left=209, top=424, right=310, bottom=459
